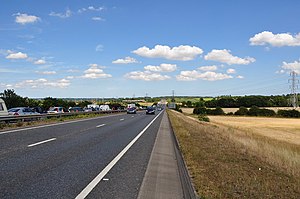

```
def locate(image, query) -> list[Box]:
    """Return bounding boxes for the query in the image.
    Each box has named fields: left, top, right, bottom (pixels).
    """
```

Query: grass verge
left=167, top=110, right=300, bottom=199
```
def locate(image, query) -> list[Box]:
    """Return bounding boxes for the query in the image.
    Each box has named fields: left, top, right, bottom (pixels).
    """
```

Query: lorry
left=0, top=98, right=8, bottom=117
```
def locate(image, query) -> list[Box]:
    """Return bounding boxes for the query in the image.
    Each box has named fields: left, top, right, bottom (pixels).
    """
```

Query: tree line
left=181, top=95, right=293, bottom=108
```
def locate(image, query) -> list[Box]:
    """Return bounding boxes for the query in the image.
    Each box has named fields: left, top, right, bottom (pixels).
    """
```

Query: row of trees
left=181, top=95, right=293, bottom=108
left=193, top=106, right=300, bottom=118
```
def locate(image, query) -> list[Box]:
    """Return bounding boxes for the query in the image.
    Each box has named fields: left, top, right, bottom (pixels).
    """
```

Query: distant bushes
left=277, top=109, right=300, bottom=118
left=193, top=106, right=300, bottom=118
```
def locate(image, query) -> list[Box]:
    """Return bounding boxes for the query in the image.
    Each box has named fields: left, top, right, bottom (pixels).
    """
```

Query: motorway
left=0, top=111, right=164, bottom=199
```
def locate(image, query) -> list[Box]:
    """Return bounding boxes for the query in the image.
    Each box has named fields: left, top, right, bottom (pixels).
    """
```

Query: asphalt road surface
left=0, top=111, right=164, bottom=199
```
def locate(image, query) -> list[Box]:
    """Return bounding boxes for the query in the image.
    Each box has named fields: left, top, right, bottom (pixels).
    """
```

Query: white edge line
left=75, top=111, right=164, bottom=199
left=28, top=138, right=57, bottom=147
left=96, top=124, right=106, bottom=128
left=0, top=113, right=125, bottom=135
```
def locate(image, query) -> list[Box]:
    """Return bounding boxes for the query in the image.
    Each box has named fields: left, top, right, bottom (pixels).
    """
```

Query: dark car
left=146, top=106, right=155, bottom=115
left=127, top=107, right=136, bottom=114
left=69, top=107, right=84, bottom=112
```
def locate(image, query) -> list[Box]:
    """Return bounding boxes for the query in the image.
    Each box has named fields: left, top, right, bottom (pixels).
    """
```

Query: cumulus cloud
left=250, top=31, right=300, bottom=47
left=49, top=8, right=72, bottom=18
left=34, top=59, right=46, bottom=65
left=112, top=57, right=138, bottom=64
left=144, top=63, right=177, bottom=72
left=204, top=49, right=255, bottom=65
left=176, top=70, right=233, bottom=81
left=82, top=64, right=112, bottom=79
left=198, top=65, right=218, bottom=71
left=78, top=6, right=105, bottom=13
left=237, top=75, right=244, bottom=79
left=6, top=52, right=28, bottom=59
left=36, top=71, right=56, bottom=75
left=280, top=60, right=300, bottom=74
left=14, top=13, right=40, bottom=25
left=226, top=68, right=236, bottom=74
left=124, top=71, right=171, bottom=81
left=14, top=78, right=70, bottom=89
left=132, top=45, right=203, bottom=61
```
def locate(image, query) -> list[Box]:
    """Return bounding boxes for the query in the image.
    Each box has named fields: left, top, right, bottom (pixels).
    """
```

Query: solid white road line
left=75, top=111, right=164, bottom=199
left=96, top=124, right=106, bottom=128
left=27, top=138, right=57, bottom=147
left=120, top=118, right=124, bottom=121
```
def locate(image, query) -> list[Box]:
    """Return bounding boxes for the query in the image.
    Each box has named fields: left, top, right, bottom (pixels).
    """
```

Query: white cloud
left=237, top=75, right=244, bottom=79
left=176, top=70, right=233, bottom=81
left=78, top=6, right=105, bottom=13
left=226, top=68, right=236, bottom=74
left=82, top=64, right=112, bottom=79
left=6, top=52, right=28, bottom=59
left=49, top=8, right=72, bottom=18
left=95, top=44, right=104, bottom=52
left=14, top=13, right=40, bottom=25
left=250, top=31, right=300, bottom=47
left=132, top=45, right=203, bottom=61
left=36, top=71, right=56, bottom=75
left=34, top=59, right=46, bottom=65
left=144, top=63, right=177, bottom=72
left=198, top=65, right=218, bottom=71
left=112, top=57, right=138, bottom=64
left=124, top=71, right=171, bottom=81
left=14, top=78, right=70, bottom=89
left=204, top=49, right=255, bottom=65
left=92, top=17, right=105, bottom=21
left=280, top=60, right=300, bottom=74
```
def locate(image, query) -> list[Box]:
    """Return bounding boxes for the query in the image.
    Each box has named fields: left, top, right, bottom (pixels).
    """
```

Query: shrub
left=247, top=106, right=276, bottom=117
left=235, top=107, right=249, bottom=115
left=193, top=107, right=207, bottom=115
left=277, top=109, right=300, bottom=118
left=198, top=115, right=210, bottom=122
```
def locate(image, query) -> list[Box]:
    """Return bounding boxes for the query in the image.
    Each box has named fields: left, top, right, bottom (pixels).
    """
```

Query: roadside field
left=209, top=116, right=300, bottom=145
left=181, top=107, right=300, bottom=114
left=167, top=110, right=300, bottom=198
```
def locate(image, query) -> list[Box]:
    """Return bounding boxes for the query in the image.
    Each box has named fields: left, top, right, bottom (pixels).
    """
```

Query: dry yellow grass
left=168, top=110, right=300, bottom=198
left=209, top=116, right=300, bottom=145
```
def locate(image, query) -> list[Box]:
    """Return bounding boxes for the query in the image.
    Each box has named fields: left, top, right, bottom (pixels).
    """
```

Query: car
left=0, top=98, right=8, bottom=117
left=47, top=107, right=67, bottom=114
left=69, top=107, right=84, bottom=112
left=8, top=107, right=40, bottom=116
left=127, top=107, right=136, bottom=114
left=146, top=106, right=155, bottom=115
left=31, top=106, right=45, bottom=114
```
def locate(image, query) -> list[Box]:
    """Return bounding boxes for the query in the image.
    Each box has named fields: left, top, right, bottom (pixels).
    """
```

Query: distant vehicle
left=127, top=103, right=136, bottom=109
left=47, top=107, right=67, bottom=114
left=31, top=107, right=44, bottom=114
left=100, top=105, right=111, bottom=111
left=0, top=99, right=8, bottom=117
left=87, top=104, right=100, bottom=111
left=69, top=107, right=84, bottom=112
left=8, top=107, right=40, bottom=116
left=83, top=107, right=94, bottom=112
left=146, top=106, right=155, bottom=115
left=127, top=107, right=136, bottom=114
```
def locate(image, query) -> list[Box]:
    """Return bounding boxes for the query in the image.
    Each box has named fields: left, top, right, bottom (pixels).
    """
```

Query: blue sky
left=0, top=0, right=300, bottom=98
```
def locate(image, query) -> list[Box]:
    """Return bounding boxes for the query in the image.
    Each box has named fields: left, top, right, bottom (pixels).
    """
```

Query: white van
left=99, top=105, right=111, bottom=111
left=0, top=98, right=8, bottom=116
